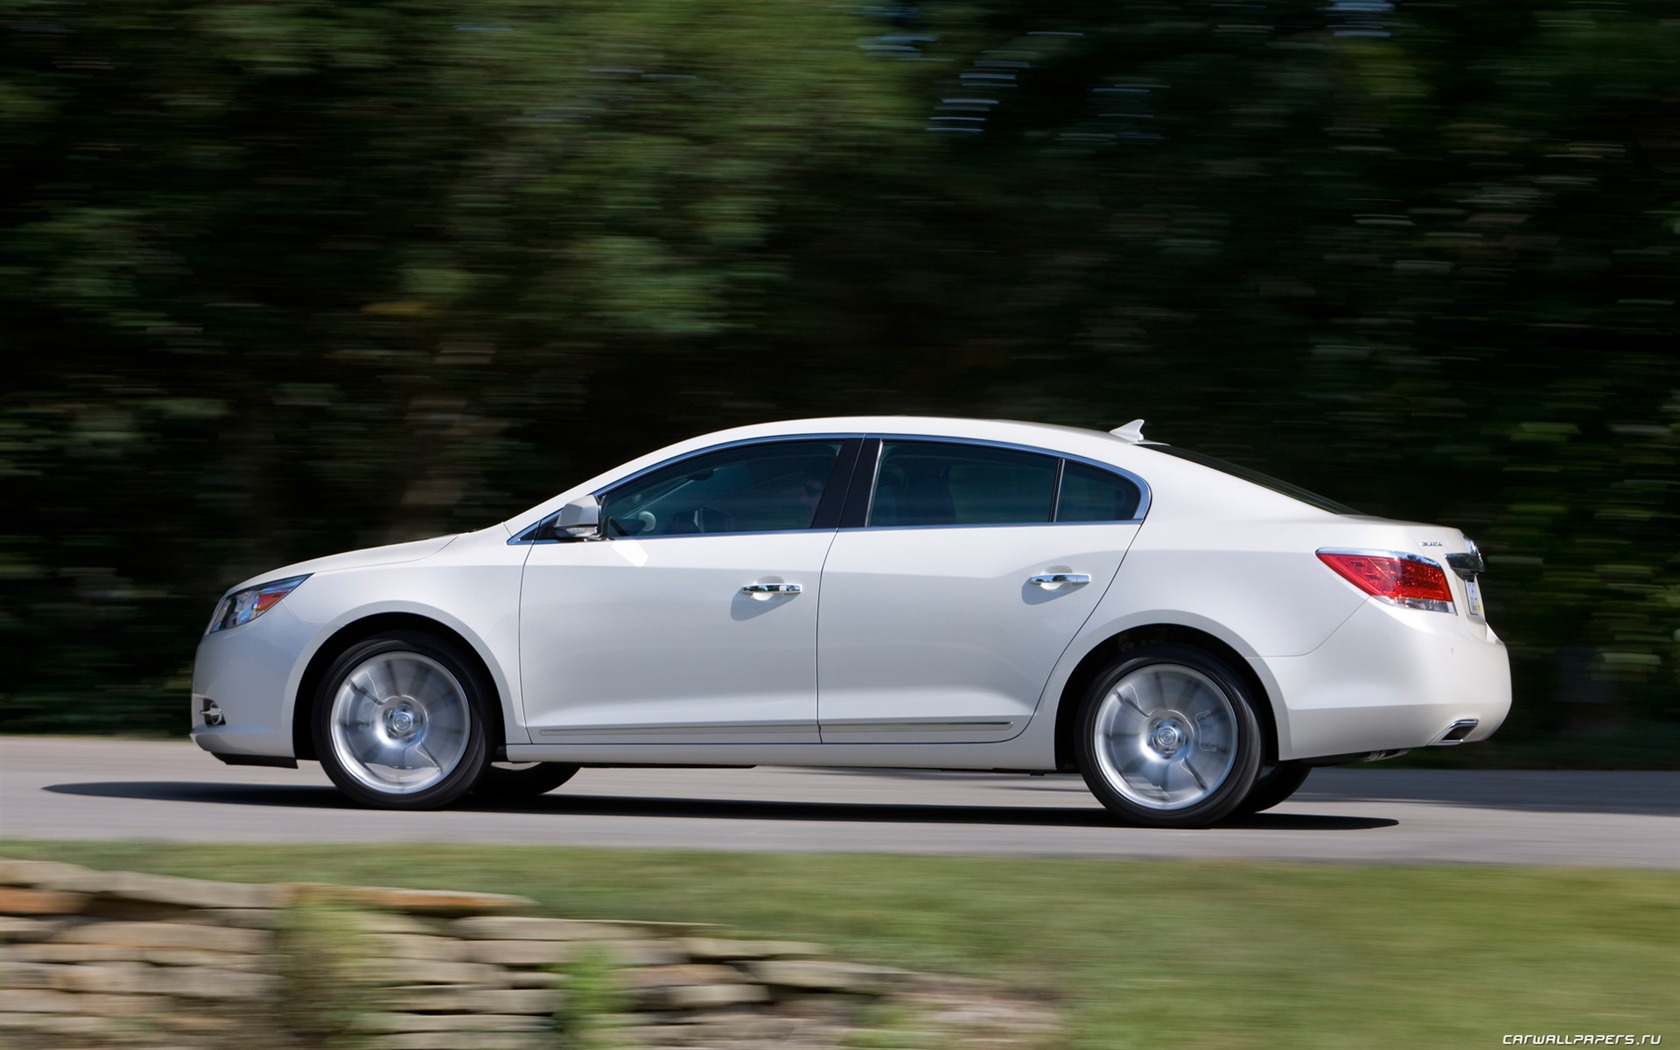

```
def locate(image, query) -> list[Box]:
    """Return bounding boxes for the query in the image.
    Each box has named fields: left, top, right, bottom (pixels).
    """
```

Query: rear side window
left=1058, top=462, right=1142, bottom=522
left=870, top=442, right=1056, bottom=527
left=865, top=442, right=1145, bottom=527
left=1142, top=444, right=1358, bottom=515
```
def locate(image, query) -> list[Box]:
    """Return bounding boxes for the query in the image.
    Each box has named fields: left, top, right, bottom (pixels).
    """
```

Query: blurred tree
left=0, top=0, right=1674, bottom=754
left=848, top=0, right=1680, bottom=748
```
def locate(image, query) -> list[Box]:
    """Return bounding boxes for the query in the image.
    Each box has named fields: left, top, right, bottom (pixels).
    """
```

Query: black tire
left=312, top=631, right=491, bottom=810
left=474, top=762, right=580, bottom=800
left=1235, top=762, right=1312, bottom=816
left=1075, top=643, right=1264, bottom=828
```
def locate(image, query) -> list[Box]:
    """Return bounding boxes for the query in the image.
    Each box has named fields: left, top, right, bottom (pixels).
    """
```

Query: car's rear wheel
left=1236, top=761, right=1312, bottom=816
left=474, top=762, right=580, bottom=800
left=1076, top=644, right=1263, bottom=828
left=313, top=631, right=490, bottom=809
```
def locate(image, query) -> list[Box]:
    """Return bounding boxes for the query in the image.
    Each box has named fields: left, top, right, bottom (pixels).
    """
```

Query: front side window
left=869, top=441, right=1057, bottom=527
left=600, top=440, right=843, bottom=537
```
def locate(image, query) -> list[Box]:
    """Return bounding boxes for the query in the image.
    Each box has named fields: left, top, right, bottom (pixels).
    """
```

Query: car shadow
left=815, top=767, right=1680, bottom=817
left=42, top=781, right=1397, bottom=831
left=1297, top=769, right=1680, bottom=817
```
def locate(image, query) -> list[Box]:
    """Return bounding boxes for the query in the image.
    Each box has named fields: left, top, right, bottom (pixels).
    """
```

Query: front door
left=518, top=438, right=851, bottom=744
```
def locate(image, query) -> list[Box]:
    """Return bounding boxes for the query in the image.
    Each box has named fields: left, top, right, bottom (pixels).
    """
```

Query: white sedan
left=191, top=417, right=1510, bottom=827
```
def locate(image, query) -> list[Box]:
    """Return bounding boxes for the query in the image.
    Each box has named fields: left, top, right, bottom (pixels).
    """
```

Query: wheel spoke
left=1118, top=753, right=1151, bottom=782
left=1116, top=684, right=1151, bottom=718
left=1131, top=672, right=1167, bottom=712
left=369, top=660, right=400, bottom=704
left=347, top=678, right=378, bottom=704
left=1162, top=671, right=1193, bottom=710
left=359, top=737, right=407, bottom=771
left=1181, top=748, right=1223, bottom=791
left=427, top=702, right=467, bottom=737
left=1105, top=699, right=1148, bottom=737
left=1180, top=758, right=1208, bottom=792
left=408, top=663, right=451, bottom=707
left=410, top=741, right=441, bottom=771
left=1154, top=758, right=1174, bottom=796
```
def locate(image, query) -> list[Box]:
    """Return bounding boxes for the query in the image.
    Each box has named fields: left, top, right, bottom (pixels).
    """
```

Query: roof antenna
left=1109, top=419, right=1147, bottom=443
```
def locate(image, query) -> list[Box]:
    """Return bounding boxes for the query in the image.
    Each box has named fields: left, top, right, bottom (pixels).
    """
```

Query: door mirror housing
left=551, top=496, right=603, bottom=540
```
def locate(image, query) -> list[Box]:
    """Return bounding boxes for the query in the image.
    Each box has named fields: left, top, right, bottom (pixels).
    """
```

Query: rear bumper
left=1256, top=598, right=1512, bottom=762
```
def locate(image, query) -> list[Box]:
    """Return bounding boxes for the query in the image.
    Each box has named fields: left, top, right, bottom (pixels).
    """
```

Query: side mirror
left=552, top=495, right=603, bottom=540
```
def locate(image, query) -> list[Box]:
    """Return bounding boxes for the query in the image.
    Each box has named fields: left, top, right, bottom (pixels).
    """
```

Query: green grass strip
left=3, top=841, right=1675, bottom=1049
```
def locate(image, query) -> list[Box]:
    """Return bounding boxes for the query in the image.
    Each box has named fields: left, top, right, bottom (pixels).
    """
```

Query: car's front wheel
left=313, top=631, right=491, bottom=809
left=1076, top=644, right=1263, bottom=828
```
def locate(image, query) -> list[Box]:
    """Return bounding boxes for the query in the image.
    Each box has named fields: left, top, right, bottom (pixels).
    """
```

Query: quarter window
left=601, top=440, right=843, bottom=537
left=1057, top=461, right=1143, bottom=522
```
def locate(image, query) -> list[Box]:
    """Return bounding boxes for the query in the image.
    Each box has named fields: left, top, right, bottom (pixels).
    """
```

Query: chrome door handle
left=741, top=582, right=803, bottom=596
left=1028, top=572, right=1091, bottom=586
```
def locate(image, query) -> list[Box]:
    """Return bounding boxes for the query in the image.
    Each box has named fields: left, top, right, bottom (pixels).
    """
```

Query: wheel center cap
left=1150, top=719, right=1185, bottom=756
left=386, top=703, right=420, bottom=738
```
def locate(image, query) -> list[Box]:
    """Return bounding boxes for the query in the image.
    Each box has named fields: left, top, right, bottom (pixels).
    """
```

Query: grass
left=2, top=841, right=1675, bottom=1049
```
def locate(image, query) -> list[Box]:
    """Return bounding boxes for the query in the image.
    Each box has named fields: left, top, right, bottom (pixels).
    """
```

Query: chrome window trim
left=862, top=433, right=1152, bottom=528
left=836, top=520, right=1145, bottom=534
left=522, top=525, right=846, bottom=545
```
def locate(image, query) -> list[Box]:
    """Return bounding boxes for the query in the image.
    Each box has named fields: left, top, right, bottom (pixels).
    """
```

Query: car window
left=602, top=440, right=843, bottom=537
left=1057, top=461, right=1142, bottom=522
left=1141, top=444, right=1358, bottom=514
left=869, top=441, right=1056, bottom=527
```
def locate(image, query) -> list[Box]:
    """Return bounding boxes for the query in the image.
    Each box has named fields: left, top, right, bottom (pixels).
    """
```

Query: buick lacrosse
left=192, top=417, right=1510, bottom=827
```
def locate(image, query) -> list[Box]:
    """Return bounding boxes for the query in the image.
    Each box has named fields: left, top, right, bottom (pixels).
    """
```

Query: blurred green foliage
left=1, top=0, right=1675, bottom=753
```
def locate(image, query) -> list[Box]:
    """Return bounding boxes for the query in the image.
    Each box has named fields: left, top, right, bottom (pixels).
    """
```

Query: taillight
left=1317, top=550, right=1455, bottom=613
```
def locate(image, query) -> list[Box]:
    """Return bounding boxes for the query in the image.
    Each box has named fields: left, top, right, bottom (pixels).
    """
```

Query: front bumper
left=189, top=603, right=318, bottom=761
left=1257, top=597, right=1512, bottom=762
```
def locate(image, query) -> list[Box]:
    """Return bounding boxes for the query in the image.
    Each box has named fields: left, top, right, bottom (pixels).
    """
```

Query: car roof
left=678, top=416, right=1139, bottom=455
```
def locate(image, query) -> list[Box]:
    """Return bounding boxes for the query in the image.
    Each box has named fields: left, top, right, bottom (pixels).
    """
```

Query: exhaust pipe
left=1432, top=718, right=1478, bottom=745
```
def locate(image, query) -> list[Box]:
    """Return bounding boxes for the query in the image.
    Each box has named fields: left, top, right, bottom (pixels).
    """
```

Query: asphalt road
left=1, top=737, right=1675, bottom=867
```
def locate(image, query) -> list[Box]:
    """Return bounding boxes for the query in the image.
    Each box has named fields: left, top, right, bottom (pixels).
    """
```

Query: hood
left=231, top=534, right=460, bottom=591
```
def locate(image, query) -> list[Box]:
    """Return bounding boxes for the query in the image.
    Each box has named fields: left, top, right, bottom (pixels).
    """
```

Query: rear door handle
left=741, top=582, right=803, bottom=597
left=1028, top=572, right=1091, bottom=587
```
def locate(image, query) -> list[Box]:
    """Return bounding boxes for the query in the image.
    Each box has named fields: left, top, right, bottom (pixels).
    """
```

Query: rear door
left=816, top=439, right=1145, bottom=743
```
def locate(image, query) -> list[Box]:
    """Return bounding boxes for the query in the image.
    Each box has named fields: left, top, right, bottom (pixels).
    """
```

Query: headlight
left=206, top=575, right=310, bottom=635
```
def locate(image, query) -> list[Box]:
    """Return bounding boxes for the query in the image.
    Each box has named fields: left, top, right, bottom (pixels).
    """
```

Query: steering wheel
left=693, top=506, right=733, bottom=533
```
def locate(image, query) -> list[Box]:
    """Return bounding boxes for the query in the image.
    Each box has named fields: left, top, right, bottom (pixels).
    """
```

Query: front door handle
left=741, top=582, right=803, bottom=597
left=1028, top=572, right=1091, bottom=587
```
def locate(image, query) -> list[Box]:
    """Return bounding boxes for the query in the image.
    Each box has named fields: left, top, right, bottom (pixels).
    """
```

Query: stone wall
left=0, top=858, right=1058, bottom=1049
